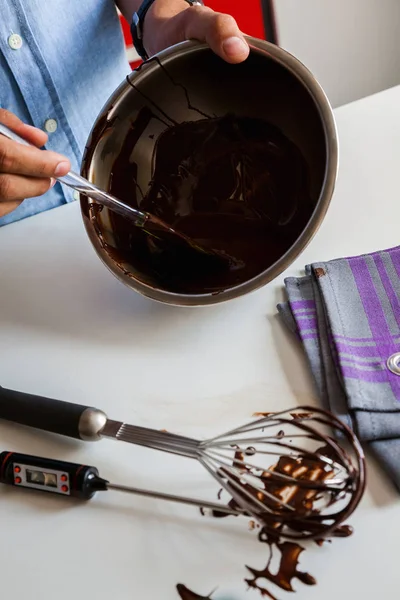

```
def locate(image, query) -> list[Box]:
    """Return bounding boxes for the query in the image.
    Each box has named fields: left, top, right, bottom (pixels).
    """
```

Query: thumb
left=183, top=9, right=249, bottom=64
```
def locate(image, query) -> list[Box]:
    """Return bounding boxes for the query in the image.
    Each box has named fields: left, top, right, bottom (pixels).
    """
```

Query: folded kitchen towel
left=277, top=245, right=400, bottom=490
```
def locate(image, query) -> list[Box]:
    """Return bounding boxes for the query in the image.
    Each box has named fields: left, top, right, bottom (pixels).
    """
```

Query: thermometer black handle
left=0, top=451, right=108, bottom=500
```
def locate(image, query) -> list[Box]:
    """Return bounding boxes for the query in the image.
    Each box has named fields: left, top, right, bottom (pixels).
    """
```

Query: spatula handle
left=0, top=386, right=107, bottom=441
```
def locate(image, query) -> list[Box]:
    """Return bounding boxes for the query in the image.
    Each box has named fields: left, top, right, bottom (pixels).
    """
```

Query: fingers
left=0, top=173, right=55, bottom=218
left=0, top=136, right=70, bottom=178
left=0, top=200, right=20, bottom=218
left=0, top=173, right=55, bottom=204
left=0, top=108, right=48, bottom=148
left=0, top=108, right=70, bottom=217
left=0, top=107, right=70, bottom=178
left=183, top=8, right=249, bottom=64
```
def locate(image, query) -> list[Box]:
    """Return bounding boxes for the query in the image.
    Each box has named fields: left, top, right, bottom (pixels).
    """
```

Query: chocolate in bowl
left=81, top=38, right=337, bottom=306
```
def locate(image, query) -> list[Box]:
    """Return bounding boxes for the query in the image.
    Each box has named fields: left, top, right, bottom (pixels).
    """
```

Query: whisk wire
left=205, top=436, right=346, bottom=475
left=114, top=423, right=200, bottom=458
left=205, top=448, right=346, bottom=490
left=199, top=454, right=294, bottom=515
left=202, top=408, right=315, bottom=443
left=104, top=406, right=365, bottom=541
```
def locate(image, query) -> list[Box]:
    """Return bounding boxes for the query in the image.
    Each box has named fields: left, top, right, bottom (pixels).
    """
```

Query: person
left=0, top=0, right=249, bottom=225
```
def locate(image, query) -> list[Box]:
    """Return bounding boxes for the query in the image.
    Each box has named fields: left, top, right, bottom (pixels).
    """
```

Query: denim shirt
left=0, top=0, right=130, bottom=226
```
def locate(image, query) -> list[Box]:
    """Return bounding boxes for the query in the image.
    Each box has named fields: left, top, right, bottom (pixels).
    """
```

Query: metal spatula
left=0, top=123, right=231, bottom=268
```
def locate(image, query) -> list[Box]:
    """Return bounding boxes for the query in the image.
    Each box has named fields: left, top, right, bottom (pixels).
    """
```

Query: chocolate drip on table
left=107, top=113, right=313, bottom=294
left=176, top=584, right=213, bottom=600
left=245, top=521, right=353, bottom=599
left=246, top=535, right=316, bottom=600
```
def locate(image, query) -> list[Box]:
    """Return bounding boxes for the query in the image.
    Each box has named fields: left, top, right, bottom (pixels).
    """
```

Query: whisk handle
left=0, top=386, right=107, bottom=441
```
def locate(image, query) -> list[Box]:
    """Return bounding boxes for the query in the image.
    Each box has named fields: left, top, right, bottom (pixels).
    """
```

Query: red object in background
left=119, top=1, right=269, bottom=70
left=120, top=14, right=132, bottom=47
left=206, top=0, right=266, bottom=39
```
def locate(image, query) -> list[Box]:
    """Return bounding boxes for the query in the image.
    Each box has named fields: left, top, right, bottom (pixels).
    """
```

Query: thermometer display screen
left=26, top=469, right=58, bottom=488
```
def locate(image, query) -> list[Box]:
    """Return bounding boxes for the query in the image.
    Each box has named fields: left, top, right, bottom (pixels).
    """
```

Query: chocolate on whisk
left=201, top=408, right=365, bottom=600
left=204, top=407, right=365, bottom=541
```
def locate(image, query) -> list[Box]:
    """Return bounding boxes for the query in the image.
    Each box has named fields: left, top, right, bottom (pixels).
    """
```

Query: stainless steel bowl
left=81, top=36, right=338, bottom=306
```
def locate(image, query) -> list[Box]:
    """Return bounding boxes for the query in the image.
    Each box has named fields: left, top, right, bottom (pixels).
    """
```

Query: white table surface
left=1, top=84, right=400, bottom=600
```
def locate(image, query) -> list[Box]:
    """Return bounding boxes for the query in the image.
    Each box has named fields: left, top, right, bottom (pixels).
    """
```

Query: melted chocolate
left=246, top=533, right=316, bottom=599
left=242, top=447, right=354, bottom=599
left=253, top=412, right=274, bottom=418
left=253, top=411, right=314, bottom=420
left=208, top=497, right=240, bottom=519
left=233, top=446, right=246, bottom=467
left=176, top=584, right=213, bottom=600
left=290, top=412, right=314, bottom=420
left=260, top=453, right=332, bottom=515
left=106, top=113, right=313, bottom=294
left=332, top=524, right=353, bottom=538
left=245, top=522, right=353, bottom=598
left=245, top=446, right=256, bottom=456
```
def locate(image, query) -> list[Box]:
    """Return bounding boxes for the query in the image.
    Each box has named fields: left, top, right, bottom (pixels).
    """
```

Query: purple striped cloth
left=277, top=245, right=400, bottom=490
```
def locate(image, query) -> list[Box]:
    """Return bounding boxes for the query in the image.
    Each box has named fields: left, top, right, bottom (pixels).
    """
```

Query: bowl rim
left=80, top=36, right=338, bottom=306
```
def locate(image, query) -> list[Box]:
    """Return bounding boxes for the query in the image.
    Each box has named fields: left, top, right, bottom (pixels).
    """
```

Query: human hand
left=0, top=109, right=70, bottom=218
left=143, top=0, right=250, bottom=64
